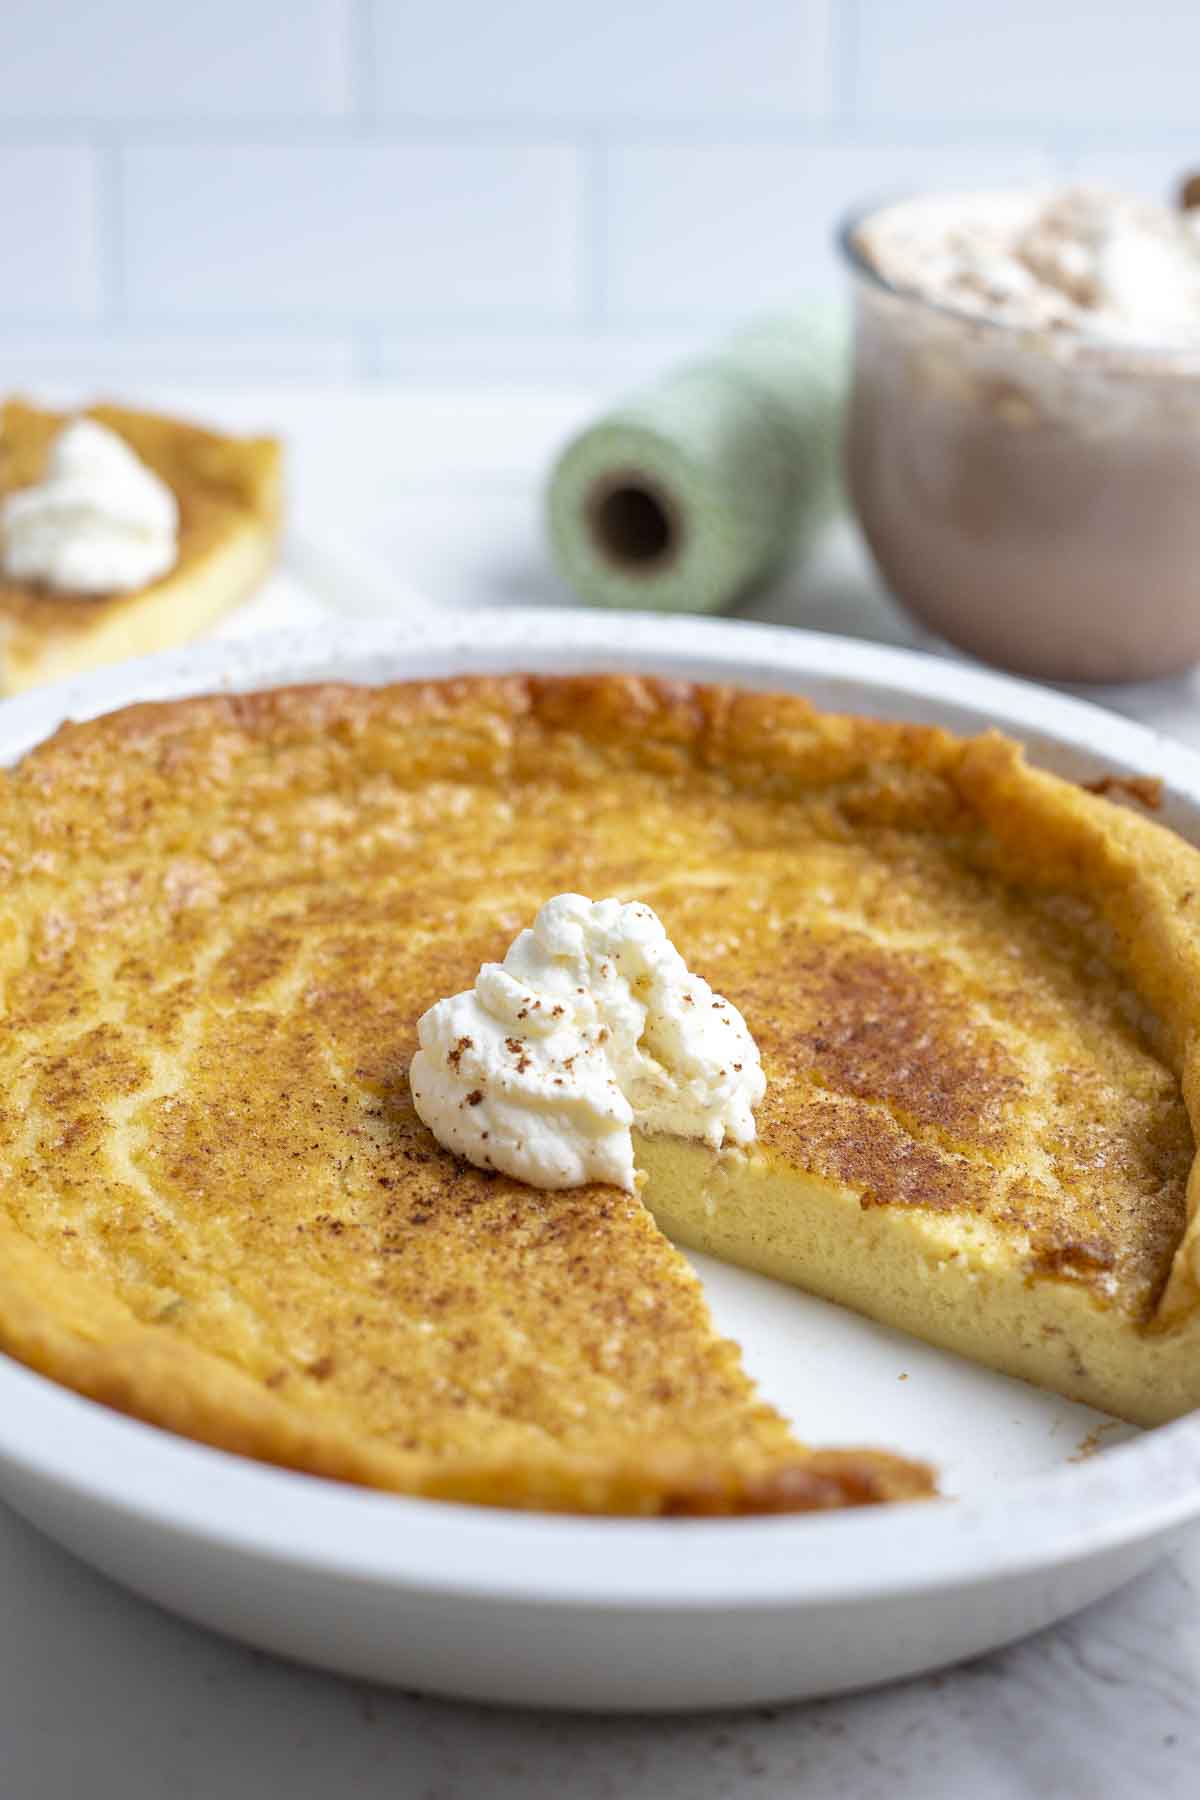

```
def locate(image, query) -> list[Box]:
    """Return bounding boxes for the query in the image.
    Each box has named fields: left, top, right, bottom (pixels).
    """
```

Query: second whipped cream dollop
left=0, top=417, right=179, bottom=594
left=409, top=894, right=765, bottom=1191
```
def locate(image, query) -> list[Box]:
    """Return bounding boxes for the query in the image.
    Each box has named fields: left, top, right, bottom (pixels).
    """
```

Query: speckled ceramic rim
left=1, top=608, right=1199, bottom=1612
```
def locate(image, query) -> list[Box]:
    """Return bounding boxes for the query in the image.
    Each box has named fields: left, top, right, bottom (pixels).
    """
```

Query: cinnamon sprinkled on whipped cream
left=409, top=894, right=764, bottom=1191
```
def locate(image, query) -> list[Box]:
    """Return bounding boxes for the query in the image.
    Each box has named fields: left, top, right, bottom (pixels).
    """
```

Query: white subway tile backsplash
left=0, top=1, right=349, bottom=120
left=855, top=0, right=1200, bottom=127
left=605, top=141, right=1057, bottom=319
left=0, top=331, right=358, bottom=385
left=369, top=0, right=834, bottom=123
left=375, top=327, right=711, bottom=387
left=0, top=1, right=1195, bottom=381
left=0, top=145, right=99, bottom=318
left=121, top=142, right=581, bottom=317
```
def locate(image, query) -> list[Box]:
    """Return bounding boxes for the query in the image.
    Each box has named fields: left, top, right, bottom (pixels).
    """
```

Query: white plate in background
left=211, top=565, right=328, bottom=640
left=212, top=532, right=431, bottom=644
left=0, top=608, right=1197, bottom=1713
left=282, top=529, right=433, bottom=622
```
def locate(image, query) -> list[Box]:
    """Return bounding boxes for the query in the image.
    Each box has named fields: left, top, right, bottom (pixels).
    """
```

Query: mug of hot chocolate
left=842, top=184, right=1200, bottom=683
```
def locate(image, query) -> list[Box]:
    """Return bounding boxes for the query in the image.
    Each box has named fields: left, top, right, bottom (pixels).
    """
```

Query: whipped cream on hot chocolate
left=856, top=187, right=1200, bottom=348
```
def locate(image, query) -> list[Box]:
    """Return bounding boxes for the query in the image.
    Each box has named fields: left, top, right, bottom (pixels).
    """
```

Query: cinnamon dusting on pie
left=0, top=676, right=1198, bottom=1516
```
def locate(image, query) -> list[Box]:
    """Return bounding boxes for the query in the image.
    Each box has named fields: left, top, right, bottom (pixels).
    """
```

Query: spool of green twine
left=545, top=309, right=846, bottom=613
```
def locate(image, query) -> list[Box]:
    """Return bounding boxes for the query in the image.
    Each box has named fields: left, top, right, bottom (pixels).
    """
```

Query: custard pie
left=0, top=399, right=281, bottom=693
left=0, top=675, right=1197, bottom=1516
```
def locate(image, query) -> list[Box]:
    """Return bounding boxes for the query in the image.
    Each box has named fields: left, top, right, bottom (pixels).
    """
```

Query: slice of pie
left=0, top=399, right=281, bottom=693
left=0, top=674, right=1196, bottom=1515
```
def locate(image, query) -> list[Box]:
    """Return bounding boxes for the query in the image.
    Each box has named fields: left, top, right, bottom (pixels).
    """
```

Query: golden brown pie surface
left=1, top=675, right=1199, bottom=1514
left=0, top=399, right=281, bottom=692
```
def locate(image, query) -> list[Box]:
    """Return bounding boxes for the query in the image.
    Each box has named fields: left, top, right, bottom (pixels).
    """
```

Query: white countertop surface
left=7, top=383, right=1200, bottom=1797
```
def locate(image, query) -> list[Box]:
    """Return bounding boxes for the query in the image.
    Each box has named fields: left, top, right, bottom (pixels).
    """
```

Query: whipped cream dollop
left=0, top=417, right=179, bottom=594
left=409, top=894, right=765, bottom=1191
left=857, top=187, right=1200, bottom=348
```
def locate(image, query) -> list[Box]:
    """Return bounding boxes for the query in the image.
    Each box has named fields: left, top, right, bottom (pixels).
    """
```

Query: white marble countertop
left=6, top=383, right=1200, bottom=1797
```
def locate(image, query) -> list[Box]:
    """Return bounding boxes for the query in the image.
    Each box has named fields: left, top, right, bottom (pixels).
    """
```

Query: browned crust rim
left=0, top=1214, right=933, bottom=1515
left=2, top=671, right=1199, bottom=1511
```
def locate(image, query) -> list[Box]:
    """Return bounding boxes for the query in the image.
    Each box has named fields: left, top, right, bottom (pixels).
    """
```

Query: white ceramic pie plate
left=1, top=609, right=1199, bottom=1714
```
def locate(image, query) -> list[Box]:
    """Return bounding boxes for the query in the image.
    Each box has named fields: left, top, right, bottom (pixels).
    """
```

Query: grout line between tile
left=352, top=328, right=384, bottom=380
left=5, top=118, right=1200, bottom=149
left=833, top=0, right=859, bottom=126
left=347, top=0, right=376, bottom=123
left=91, top=132, right=125, bottom=325
left=579, top=136, right=608, bottom=328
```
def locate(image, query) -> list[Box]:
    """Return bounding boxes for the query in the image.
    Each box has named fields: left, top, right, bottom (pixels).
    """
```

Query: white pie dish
left=0, top=607, right=1197, bottom=1714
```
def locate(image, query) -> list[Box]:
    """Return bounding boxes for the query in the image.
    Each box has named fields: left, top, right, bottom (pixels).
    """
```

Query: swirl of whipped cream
left=409, top=893, right=765, bottom=1192
left=0, top=417, right=179, bottom=594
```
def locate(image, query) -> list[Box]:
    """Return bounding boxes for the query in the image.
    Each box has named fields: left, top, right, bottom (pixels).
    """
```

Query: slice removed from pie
left=0, top=398, right=281, bottom=693
left=0, top=674, right=1197, bottom=1515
